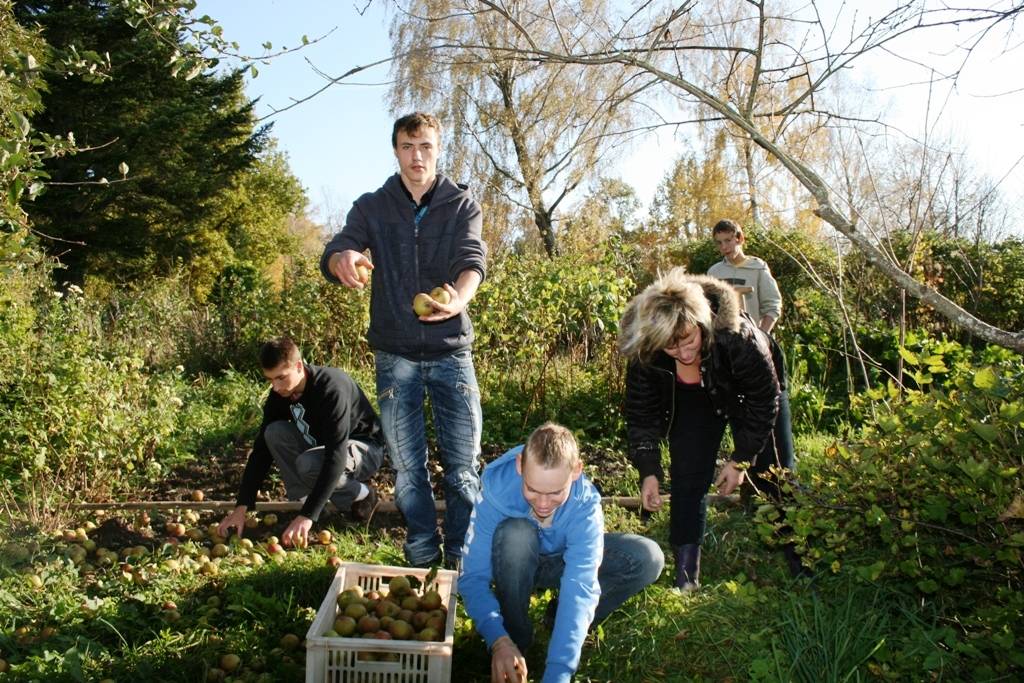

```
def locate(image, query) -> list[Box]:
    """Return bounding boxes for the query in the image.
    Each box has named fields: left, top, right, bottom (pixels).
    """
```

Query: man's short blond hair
left=522, top=422, right=580, bottom=469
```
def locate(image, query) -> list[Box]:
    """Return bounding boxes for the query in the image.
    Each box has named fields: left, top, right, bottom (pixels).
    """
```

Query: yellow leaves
left=998, top=496, right=1024, bottom=522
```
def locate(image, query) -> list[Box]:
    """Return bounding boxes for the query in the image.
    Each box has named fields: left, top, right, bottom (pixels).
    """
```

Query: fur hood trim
left=684, top=273, right=742, bottom=334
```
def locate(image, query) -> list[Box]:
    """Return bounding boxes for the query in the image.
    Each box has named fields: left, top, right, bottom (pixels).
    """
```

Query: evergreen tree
left=15, top=0, right=269, bottom=289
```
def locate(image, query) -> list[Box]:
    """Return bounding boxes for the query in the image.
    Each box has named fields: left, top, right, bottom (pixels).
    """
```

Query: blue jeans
left=747, top=388, right=796, bottom=503
left=375, top=349, right=482, bottom=566
left=491, top=518, right=665, bottom=651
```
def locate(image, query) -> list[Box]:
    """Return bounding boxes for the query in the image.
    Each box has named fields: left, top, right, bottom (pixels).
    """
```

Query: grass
left=0, top=428, right=982, bottom=682
left=0, top=499, right=975, bottom=682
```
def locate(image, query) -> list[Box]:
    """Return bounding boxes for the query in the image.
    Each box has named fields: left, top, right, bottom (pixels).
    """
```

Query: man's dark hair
left=391, top=112, right=442, bottom=148
left=712, top=219, right=744, bottom=239
left=259, top=337, right=301, bottom=369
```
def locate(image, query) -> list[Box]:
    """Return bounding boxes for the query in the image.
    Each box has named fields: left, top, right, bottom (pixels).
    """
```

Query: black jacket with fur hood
left=624, top=275, right=781, bottom=484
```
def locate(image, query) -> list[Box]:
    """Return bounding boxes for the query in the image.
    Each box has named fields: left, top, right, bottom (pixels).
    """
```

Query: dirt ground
left=81, top=440, right=633, bottom=549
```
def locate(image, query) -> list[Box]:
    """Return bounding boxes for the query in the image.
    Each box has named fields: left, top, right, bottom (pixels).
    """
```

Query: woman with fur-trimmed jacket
left=619, top=268, right=789, bottom=591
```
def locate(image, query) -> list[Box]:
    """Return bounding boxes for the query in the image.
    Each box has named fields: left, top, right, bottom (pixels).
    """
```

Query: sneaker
left=350, top=485, right=379, bottom=522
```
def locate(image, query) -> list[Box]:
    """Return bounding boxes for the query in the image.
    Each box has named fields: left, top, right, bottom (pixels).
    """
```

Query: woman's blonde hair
left=618, top=267, right=714, bottom=363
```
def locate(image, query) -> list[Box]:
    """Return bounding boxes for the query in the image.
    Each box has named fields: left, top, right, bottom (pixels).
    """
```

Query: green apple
left=421, top=589, right=443, bottom=610
left=412, top=292, right=434, bottom=316
left=333, top=615, right=357, bottom=636
left=388, top=619, right=414, bottom=640
left=430, top=286, right=451, bottom=304
left=219, top=653, right=241, bottom=672
left=388, top=575, right=411, bottom=596
left=343, top=603, right=367, bottom=620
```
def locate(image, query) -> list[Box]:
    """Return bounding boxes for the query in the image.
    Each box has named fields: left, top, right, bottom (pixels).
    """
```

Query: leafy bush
left=473, top=245, right=634, bottom=449
left=0, top=277, right=187, bottom=512
left=762, top=348, right=1024, bottom=678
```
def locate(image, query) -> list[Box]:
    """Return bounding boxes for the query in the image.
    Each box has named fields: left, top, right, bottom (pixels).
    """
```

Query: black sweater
left=320, top=173, right=487, bottom=359
left=236, top=364, right=382, bottom=521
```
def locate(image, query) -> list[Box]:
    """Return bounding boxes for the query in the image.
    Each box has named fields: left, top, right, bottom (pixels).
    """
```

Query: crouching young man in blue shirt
left=459, top=423, right=664, bottom=683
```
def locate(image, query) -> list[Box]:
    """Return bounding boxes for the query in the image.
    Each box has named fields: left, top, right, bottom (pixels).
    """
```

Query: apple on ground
left=219, top=653, right=241, bottom=672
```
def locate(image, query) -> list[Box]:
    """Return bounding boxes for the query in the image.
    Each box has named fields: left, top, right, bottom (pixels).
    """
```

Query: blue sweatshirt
left=459, top=446, right=604, bottom=683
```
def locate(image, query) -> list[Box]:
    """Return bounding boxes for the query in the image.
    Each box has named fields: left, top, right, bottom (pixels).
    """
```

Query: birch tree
left=448, top=0, right=1024, bottom=352
left=389, top=0, right=652, bottom=255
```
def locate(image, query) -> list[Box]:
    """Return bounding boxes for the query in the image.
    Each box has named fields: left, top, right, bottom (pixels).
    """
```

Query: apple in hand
left=430, top=286, right=451, bottom=305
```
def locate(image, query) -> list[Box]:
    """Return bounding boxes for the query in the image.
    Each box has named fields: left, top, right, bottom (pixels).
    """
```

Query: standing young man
left=218, top=338, right=384, bottom=547
left=320, top=112, right=487, bottom=568
left=706, top=219, right=795, bottom=487
left=460, top=423, right=664, bottom=683
left=707, top=219, right=782, bottom=334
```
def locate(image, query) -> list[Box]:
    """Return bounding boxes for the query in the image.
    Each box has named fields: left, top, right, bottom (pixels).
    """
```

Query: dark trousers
left=669, top=389, right=796, bottom=547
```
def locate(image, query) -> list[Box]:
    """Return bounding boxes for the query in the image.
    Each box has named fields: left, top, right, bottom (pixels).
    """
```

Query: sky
left=194, top=0, right=1024, bottom=229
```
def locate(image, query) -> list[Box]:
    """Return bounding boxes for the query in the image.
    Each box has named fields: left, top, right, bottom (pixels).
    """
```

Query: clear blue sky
left=196, top=1, right=398, bottom=220
left=196, top=1, right=1023, bottom=230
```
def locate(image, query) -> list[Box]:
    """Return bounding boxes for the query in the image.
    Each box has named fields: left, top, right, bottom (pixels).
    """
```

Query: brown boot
left=350, top=485, right=379, bottom=522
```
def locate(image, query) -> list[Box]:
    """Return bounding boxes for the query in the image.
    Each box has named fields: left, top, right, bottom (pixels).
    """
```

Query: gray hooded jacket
left=320, top=174, right=487, bottom=359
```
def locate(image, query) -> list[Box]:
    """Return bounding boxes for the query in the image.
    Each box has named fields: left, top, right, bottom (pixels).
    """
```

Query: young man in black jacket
left=320, top=112, right=487, bottom=568
left=218, top=338, right=385, bottom=548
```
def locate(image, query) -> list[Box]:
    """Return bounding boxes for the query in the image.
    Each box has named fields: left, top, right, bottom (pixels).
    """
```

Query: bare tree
left=438, top=0, right=1024, bottom=352
left=389, top=0, right=655, bottom=255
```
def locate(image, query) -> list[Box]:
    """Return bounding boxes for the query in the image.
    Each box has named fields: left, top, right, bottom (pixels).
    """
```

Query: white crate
left=305, top=562, right=458, bottom=683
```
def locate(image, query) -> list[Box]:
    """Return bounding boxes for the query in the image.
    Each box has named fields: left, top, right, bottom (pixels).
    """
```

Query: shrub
left=473, top=245, right=634, bottom=450
left=762, top=348, right=1024, bottom=678
left=0, top=278, right=187, bottom=514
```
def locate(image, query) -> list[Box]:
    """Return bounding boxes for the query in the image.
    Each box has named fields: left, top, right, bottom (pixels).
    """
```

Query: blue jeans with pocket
left=491, top=517, right=665, bottom=651
left=375, top=349, right=482, bottom=566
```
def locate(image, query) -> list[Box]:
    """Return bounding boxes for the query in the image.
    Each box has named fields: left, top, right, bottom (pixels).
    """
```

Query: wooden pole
left=73, top=494, right=738, bottom=514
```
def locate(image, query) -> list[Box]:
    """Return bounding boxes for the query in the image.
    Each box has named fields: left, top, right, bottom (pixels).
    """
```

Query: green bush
left=473, top=245, right=634, bottom=450
left=763, top=347, right=1024, bottom=678
left=0, top=277, right=187, bottom=508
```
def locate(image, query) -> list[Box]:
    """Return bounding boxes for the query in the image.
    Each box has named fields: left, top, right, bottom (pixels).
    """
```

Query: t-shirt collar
left=399, top=176, right=439, bottom=209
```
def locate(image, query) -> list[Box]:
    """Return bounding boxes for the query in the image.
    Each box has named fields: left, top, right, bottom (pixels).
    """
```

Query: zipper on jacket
left=654, top=365, right=675, bottom=441
left=412, top=203, right=429, bottom=357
